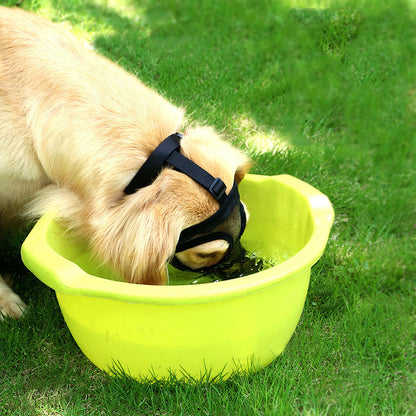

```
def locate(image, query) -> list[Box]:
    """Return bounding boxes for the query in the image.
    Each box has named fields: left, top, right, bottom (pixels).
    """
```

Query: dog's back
left=0, top=6, right=183, bottom=225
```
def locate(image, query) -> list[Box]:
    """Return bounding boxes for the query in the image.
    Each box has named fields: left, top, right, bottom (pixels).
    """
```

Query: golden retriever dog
left=0, top=7, right=250, bottom=319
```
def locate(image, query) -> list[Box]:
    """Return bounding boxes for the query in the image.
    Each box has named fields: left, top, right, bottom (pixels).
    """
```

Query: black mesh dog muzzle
left=124, top=133, right=246, bottom=270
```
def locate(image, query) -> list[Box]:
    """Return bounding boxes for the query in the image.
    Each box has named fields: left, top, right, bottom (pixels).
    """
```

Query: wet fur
left=0, top=7, right=250, bottom=318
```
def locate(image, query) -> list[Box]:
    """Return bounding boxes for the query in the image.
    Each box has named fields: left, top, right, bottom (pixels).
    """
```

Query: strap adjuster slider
left=209, top=178, right=226, bottom=201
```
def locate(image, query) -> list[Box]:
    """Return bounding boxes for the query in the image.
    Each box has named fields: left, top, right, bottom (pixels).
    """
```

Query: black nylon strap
left=124, top=134, right=181, bottom=194
left=167, top=152, right=227, bottom=204
left=124, top=133, right=227, bottom=203
left=178, top=182, right=241, bottom=242
left=238, top=202, right=247, bottom=238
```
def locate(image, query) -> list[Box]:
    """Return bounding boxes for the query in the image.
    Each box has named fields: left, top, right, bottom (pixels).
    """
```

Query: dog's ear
left=110, top=203, right=183, bottom=285
left=127, top=206, right=181, bottom=285
left=86, top=187, right=184, bottom=286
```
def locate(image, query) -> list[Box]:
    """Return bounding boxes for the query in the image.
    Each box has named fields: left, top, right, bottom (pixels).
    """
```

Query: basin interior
left=43, top=175, right=315, bottom=284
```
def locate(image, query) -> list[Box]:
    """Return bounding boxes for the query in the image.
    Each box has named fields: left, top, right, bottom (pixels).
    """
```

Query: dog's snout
left=196, top=246, right=229, bottom=268
left=174, top=239, right=229, bottom=270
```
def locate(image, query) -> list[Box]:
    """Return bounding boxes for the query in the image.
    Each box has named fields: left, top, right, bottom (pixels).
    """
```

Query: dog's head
left=87, top=126, right=250, bottom=285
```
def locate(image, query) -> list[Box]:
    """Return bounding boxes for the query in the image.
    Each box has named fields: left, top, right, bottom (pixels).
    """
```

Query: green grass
left=1, top=0, right=415, bottom=414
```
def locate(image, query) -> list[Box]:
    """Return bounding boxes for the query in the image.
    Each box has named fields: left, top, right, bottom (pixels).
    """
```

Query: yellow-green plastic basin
left=21, top=174, right=334, bottom=381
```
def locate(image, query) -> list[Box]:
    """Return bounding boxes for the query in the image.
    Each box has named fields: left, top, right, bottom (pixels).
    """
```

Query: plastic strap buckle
left=209, top=178, right=226, bottom=202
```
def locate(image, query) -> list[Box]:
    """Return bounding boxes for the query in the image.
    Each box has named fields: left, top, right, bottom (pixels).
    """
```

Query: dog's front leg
left=0, top=275, right=26, bottom=319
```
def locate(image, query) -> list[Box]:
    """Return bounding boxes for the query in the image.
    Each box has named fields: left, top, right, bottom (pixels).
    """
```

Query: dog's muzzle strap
left=124, top=133, right=227, bottom=203
left=124, top=133, right=246, bottom=260
left=124, top=134, right=180, bottom=193
left=176, top=181, right=243, bottom=250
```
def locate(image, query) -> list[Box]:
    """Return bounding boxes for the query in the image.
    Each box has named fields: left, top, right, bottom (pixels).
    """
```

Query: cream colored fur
left=0, top=7, right=250, bottom=319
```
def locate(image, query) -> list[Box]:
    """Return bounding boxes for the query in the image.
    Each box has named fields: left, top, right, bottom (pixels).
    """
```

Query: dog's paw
left=0, top=278, right=27, bottom=320
left=0, top=292, right=27, bottom=320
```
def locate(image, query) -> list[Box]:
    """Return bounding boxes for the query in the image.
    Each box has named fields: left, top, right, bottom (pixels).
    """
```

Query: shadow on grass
left=39, top=0, right=416, bottom=181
